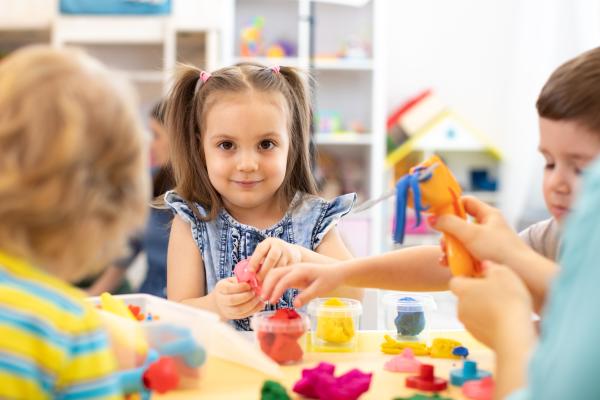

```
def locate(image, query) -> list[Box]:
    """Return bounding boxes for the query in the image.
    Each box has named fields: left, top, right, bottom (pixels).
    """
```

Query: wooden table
left=157, top=330, right=493, bottom=399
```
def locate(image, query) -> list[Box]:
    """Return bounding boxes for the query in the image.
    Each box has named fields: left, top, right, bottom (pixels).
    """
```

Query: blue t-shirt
left=508, top=156, right=600, bottom=400
left=165, top=191, right=356, bottom=330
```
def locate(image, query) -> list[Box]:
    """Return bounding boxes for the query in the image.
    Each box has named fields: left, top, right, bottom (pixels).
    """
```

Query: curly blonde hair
left=0, top=46, right=149, bottom=282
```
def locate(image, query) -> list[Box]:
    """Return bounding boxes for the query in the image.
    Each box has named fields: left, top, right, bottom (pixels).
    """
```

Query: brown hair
left=165, top=62, right=317, bottom=220
left=537, top=46, right=600, bottom=135
left=149, top=100, right=175, bottom=197
left=0, top=46, right=148, bottom=282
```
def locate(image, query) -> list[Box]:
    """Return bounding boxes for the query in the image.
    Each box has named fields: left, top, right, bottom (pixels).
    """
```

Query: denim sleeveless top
left=164, top=191, right=356, bottom=330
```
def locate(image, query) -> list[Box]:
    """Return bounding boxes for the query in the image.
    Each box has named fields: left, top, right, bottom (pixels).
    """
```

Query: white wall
left=385, top=0, right=600, bottom=225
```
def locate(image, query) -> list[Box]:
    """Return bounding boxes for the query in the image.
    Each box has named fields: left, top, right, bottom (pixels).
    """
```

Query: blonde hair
left=0, top=46, right=149, bottom=282
left=165, top=63, right=317, bottom=221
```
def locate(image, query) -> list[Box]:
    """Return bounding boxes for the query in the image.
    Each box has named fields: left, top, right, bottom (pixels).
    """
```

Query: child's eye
left=544, top=163, right=555, bottom=170
left=218, top=141, right=234, bottom=150
left=259, top=140, right=275, bottom=150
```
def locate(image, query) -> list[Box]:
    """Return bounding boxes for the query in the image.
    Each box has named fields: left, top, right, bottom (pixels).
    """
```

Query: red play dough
left=256, top=309, right=305, bottom=364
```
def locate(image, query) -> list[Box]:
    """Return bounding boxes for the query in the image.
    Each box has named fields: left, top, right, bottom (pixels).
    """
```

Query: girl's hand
left=449, top=261, right=534, bottom=350
left=213, top=277, right=264, bottom=320
left=248, top=237, right=302, bottom=282
left=261, top=263, right=346, bottom=307
left=431, top=196, right=531, bottom=267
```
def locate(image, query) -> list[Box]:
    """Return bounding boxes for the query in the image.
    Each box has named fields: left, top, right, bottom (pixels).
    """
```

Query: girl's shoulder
left=164, top=190, right=209, bottom=224
left=292, top=192, right=357, bottom=218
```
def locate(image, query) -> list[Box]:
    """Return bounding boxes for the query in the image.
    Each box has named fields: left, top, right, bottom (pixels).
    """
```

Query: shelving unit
left=1, top=0, right=226, bottom=117
left=225, top=0, right=387, bottom=260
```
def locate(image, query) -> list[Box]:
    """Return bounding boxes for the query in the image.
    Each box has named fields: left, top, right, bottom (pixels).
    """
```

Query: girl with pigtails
left=164, top=63, right=362, bottom=330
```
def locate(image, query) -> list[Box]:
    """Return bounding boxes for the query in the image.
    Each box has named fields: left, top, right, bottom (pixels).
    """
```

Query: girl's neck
left=223, top=194, right=288, bottom=230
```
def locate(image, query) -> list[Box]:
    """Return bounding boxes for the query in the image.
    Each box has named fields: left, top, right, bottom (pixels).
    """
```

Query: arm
left=449, top=262, right=536, bottom=400
left=262, top=245, right=451, bottom=307
left=167, top=216, right=263, bottom=320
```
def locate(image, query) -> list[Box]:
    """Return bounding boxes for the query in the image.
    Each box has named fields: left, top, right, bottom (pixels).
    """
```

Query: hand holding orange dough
left=394, top=155, right=478, bottom=277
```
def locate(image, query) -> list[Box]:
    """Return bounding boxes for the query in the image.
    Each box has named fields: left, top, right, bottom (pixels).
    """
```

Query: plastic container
left=307, top=297, right=362, bottom=352
left=383, top=292, right=436, bottom=342
left=252, top=309, right=309, bottom=365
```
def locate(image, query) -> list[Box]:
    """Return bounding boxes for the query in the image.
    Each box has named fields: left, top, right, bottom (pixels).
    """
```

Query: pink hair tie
left=270, top=65, right=281, bottom=74
left=200, top=70, right=211, bottom=83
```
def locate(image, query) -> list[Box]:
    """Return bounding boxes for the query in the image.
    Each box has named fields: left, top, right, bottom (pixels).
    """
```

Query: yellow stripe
left=57, top=349, right=119, bottom=385
left=0, top=287, right=100, bottom=334
left=0, top=325, right=66, bottom=372
left=0, top=370, right=49, bottom=400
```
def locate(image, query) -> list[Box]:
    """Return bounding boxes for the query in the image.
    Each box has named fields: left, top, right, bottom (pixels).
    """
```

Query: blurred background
left=2, top=0, right=598, bottom=328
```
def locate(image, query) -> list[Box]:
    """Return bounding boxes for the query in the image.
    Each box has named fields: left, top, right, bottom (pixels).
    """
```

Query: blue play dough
left=394, top=297, right=425, bottom=336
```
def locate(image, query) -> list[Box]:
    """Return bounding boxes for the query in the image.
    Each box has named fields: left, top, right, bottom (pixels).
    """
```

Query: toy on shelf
left=406, top=364, right=448, bottom=392
left=234, top=259, right=262, bottom=295
left=293, top=362, right=372, bottom=400
left=252, top=309, right=308, bottom=365
left=261, top=380, right=291, bottom=400
left=308, top=297, right=362, bottom=352
left=266, top=39, right=296, bottom=58
left=240, top=16, right=265, bottom=57
left=394, top=155, right=479, bottom=277
left=450, top=361, right=492, bottom=387
left=316, top=110, right=344, bottom=133
left=462, top=376, right=495, bottom=400
left=380, top=334, right=429, bottom=356
left=384, top=348, right=422, bottom=373
left=98, top=293, right=206, bottom=399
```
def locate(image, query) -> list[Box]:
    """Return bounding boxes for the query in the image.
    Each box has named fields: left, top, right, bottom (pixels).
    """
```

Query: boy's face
left=539, top=117, right=600, bottom=222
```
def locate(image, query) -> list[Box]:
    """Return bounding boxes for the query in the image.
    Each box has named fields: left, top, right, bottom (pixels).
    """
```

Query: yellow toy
left=315, top=297, right=355, bottom=344
left=394, top=155, right=479, bottom=276
left=429, top=338, right=463, bottom=359
left=380, top=334, right=429, bottom=356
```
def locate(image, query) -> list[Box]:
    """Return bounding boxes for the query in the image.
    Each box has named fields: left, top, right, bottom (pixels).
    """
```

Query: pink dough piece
left=233, top=259, right=261, bottom=295
left=462, top=376, right=495, bottom=400
left=384, top=348, right=422, bottom=373
left=293, top=362, right=372, bottom=400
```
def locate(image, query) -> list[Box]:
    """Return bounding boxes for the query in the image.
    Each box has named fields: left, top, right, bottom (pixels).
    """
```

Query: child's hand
left=431, top=196, right=531, bottom=267
left=213, top=277, right=264, bottom=320
left=261, top=263, right=346, bottom=307
left=248, top=237, right=302, bottom=283
left=449, top=261, right=534, bottom=350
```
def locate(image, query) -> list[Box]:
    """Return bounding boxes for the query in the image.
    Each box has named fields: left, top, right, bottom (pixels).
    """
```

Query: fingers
left=461, top=196, right=498, bottom=223
left=221, top=289, right=257, bottom=307
left=432, top=215, right=475, bottom=243
left=219, top=278, right=252, bottom=294
left=268, top=269, right=310, bottom=304
left=261, top=267, right=291, bottom=300
left=248, top=240, right=270, bottom=272
left=227, top=295, right=264, bottom=319
left=257, top=246, right=283, bottom=282
left=448, top=276, right=477, bottom=295
left=292, top=282, right=321, bottom=308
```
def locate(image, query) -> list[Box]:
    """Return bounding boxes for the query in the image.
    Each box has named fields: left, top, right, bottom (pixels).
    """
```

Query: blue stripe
left=58, top=375, right=122, bottom=400
left=0, top=268, right=83, bottom=315
left=0, top=306, right=110, bottom=356
left=0, top=351, right=55, bottom=393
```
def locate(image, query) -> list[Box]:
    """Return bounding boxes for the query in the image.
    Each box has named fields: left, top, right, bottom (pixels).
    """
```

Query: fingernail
left=427, top=215, right=437, bottom=226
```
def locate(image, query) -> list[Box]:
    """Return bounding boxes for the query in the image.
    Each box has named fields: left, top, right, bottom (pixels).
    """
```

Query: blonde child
left=164, top=63, right=362, bottom=330
left=0, top=46, right=148, bottom=398
left=261, top=46, right=600, bottom=315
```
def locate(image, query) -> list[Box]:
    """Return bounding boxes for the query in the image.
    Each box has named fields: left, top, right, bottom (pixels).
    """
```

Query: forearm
left=493, top=316, right=536, bottom=400
left=296, top=245, right=345, bottom=264
left=180, top=292, right=223, bottom=318
left=509, top=250, right=559, bottom=314
left=342, top=246, right=451, bottom=291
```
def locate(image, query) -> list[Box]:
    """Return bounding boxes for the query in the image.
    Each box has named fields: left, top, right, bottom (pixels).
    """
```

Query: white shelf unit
left=225, top=0, right=387, bottom=262
left=1, top=0, right=227, bottom=118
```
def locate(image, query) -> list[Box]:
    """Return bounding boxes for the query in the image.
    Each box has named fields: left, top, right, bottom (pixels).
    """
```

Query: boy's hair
left=0, top=46, right=148, bottom=281
left=166, top=63, right=317, bottom=220
left=149, top=100, right=175, bottom=197
left=537, top=46, right=600, bottom=135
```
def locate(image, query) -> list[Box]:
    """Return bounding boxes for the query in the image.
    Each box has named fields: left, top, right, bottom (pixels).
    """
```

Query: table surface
left=157, top=330, right=494, bottom=400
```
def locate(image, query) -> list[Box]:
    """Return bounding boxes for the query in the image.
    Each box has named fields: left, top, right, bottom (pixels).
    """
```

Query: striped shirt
left=0, top=252, right=123, bottom=400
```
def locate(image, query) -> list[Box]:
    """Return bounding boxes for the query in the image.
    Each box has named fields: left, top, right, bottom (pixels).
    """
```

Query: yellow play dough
left=316, top=298, right=355, bottom=344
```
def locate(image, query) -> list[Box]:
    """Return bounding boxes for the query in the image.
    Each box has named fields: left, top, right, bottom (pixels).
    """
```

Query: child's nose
left=548, top=169, right=570, bottom=194
left=237, top=150, right=259, bottom=172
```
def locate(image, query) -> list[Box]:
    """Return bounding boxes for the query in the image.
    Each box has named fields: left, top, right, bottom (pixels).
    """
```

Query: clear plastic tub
left=307, top=297, right=362, bottom=352
left=252, top=309, right=309, bottom=365
left=383, top=292, right=436, bottom=342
